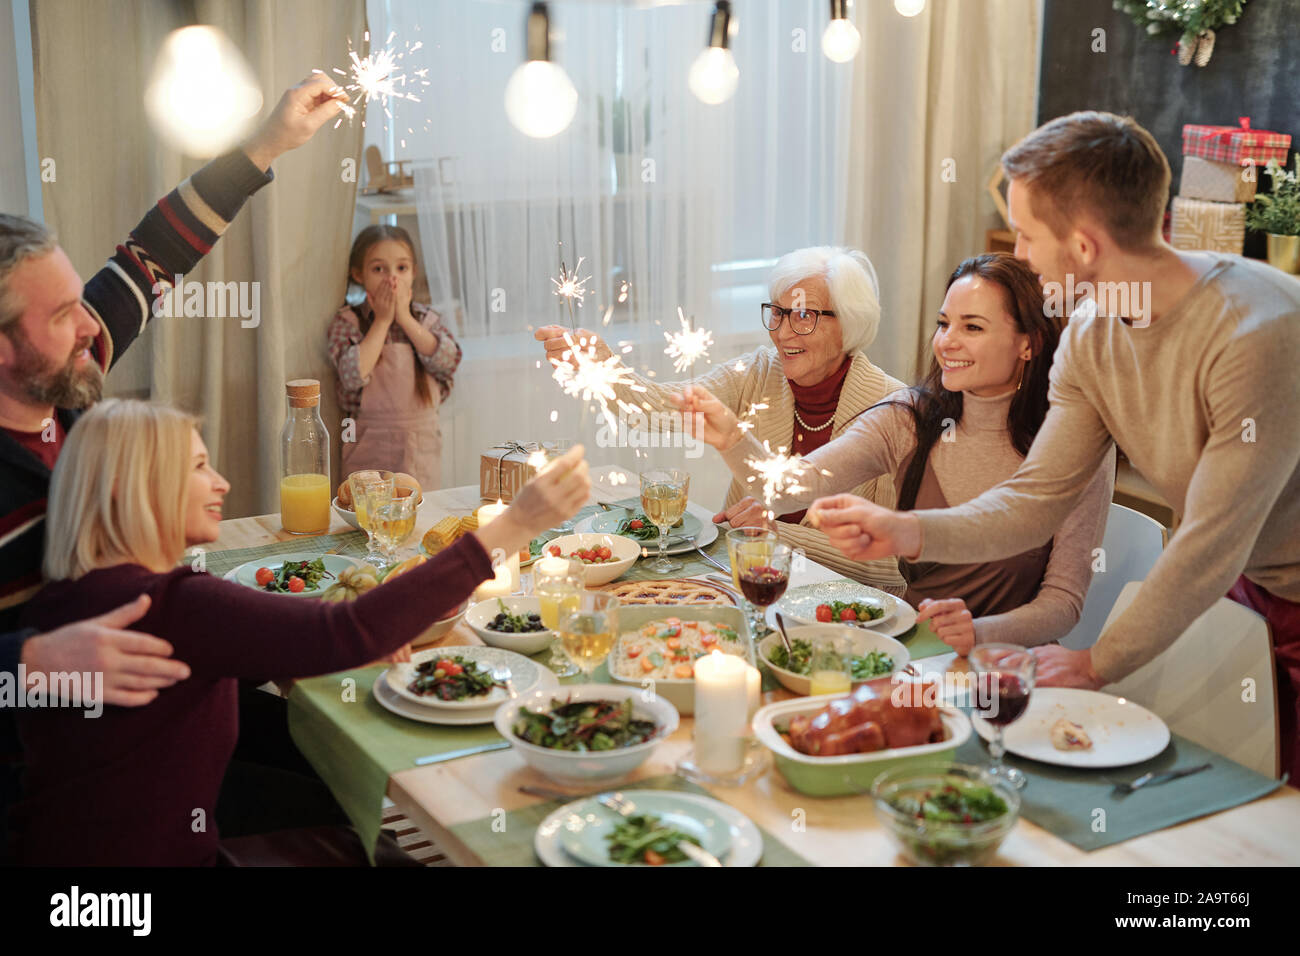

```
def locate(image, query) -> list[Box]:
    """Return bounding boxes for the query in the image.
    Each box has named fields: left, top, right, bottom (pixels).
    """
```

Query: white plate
left=385, top=645, right=543, bottom=710
left=535, top=790, right=762, bottom=867
left=571, top=500, right=719, bottom=555
left=971, top=687, right=1171, bottom=768
left=227, top=552, right=365, bottom=597
left=768, top=581, right=917, bottom=639
left=373, top=667, right=560, bottom=726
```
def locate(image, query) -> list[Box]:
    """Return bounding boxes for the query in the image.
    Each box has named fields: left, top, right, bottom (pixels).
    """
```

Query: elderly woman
left=536, top=245, right=907, bottom=593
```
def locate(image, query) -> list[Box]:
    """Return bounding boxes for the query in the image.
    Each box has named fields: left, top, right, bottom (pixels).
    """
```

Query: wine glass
left=556, top=591, right=620, bottom=678
left=969, top=644, right=1037, bottom=790
left=349, top=470, right=394, bottom=566
left=736, top=542, right=792, bottom=638
left=532, top=555, right=584, bottom=678
left=638, top=468, right=690, bottom=573
left=372, top=492, right=418, bottom=566
left=726, top=527, right=778, bottom=634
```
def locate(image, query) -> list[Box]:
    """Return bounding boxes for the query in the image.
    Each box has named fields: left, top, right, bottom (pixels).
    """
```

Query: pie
left=593, top=578, right=737, bottom=606
left=1050, top=718, right=1093, bottom=751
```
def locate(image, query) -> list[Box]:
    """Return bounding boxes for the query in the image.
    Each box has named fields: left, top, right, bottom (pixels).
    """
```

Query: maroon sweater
left=12, top=533, right=492, bottom=866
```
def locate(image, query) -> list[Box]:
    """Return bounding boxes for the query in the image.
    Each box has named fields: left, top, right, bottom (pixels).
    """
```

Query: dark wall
left=1037, top=0, right=1300, bottom=256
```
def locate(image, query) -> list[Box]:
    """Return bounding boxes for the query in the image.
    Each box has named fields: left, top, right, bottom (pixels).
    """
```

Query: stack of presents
left=1170, top=117, right=1292, bottom=254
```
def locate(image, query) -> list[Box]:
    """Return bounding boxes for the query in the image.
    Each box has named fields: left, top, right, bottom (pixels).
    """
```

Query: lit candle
left=536, top=555, right=570, bottom=577
left=477, top=500, right=508, bottom=526
left=693, top=651, right=749, bottom=773
left=473, top=563, right=513, bottom=603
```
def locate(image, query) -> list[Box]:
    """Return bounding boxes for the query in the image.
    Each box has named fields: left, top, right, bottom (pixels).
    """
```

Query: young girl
left=328, top=225, right=461, bottom=488
left=677, top=253, right=1115, bottom=656
left=13, top=399, right=589, bottom=865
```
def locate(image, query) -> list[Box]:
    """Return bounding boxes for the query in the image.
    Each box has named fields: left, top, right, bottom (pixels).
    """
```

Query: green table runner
left=448, top=773, right=812, bottom=866
left=954, top=732, right=1281, bottom=851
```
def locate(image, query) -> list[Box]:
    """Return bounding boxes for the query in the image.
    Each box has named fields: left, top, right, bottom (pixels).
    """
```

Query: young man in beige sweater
left=811, top=111, right=1300, bottom=779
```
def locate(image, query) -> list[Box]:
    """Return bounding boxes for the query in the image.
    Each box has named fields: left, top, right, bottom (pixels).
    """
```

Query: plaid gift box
left=1182, top=117, right=1291, bottom=168
left=1180, top=155, right=1258, bottom=204
left=1170, top=197, right=1246, bottom=254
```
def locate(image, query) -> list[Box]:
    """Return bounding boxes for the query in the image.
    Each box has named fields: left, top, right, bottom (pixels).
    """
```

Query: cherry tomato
left=596, top=546, right=611, bottom=561
left=627, top=519, right=644, bottom=530
left=444, top=662, right=464, bottom=677
left=840, top=607, right=858, bottom=621
left=626, top=646, right=642, bottom=658
left=287, top=576, right=305, bottom=593
left=644, top=849, right=665, bottom=866
left=549, top=545, right=562, bottom=557
left=255, top=567, right=275, bottom=586
left=436, top=658, right=456, bottom=673
left=815, top=604, right=833, bottom=623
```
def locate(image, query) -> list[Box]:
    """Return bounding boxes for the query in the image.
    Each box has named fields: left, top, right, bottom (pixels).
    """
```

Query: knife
left=413, top=741, right=511, bottom=766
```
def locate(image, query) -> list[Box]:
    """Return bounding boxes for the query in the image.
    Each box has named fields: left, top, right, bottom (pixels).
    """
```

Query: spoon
left=773, top=611, right=795, bottom=658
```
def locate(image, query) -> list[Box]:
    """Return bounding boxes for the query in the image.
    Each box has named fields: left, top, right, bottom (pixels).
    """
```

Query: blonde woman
left=13, top=400, right=589, bottom=866
left=536, top=246, right=907, bottom=593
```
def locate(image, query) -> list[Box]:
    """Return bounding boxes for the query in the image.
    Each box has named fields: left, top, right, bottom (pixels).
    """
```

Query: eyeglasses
left=761, top=303, right=835, bottom=335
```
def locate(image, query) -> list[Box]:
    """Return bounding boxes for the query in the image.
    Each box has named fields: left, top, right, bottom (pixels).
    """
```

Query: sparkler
left=745, top=441, right=810, bottom=519
left=551, top=244, right=592, bottom=331
left=551, top=330, right=646, bottom=431
left=316, top=30, right=430, bottom=129
left=663, top=307, right=714, bottom=380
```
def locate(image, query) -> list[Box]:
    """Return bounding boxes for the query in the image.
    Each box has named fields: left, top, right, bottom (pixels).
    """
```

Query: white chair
left=1059, top=503, right=1166, bottom=651
left=1101, top=581, right=1280, bottom=778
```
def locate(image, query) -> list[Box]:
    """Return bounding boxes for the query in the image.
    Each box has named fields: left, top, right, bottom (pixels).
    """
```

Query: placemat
left=448, top=773, right=811, bottom=866
left=287, top=666, right=505, bottom=860
left=203, top=530, right=370, bottom=579
left=955, top=731, right=1282, bottom=851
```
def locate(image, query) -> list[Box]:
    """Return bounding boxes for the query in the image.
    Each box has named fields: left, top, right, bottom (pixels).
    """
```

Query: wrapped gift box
left=1180, top=155, right=1258, bottom=204
left=1170, top=197, right=1246, bottom=254
left=479, top=441, right=541, bottom=503
left=1182, top=118, right=1291, bottom=168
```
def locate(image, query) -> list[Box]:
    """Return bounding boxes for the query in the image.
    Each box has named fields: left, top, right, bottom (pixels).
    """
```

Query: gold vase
left=1266, top=233, right=1300, bottom=274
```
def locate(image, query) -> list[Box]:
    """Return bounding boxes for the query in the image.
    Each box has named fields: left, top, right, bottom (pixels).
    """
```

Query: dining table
left=211, top=482, right=1300, bottom=867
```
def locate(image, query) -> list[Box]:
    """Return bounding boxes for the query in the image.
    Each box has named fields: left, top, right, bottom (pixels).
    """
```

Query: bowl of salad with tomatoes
left=542, top=533, right=641, bottom=586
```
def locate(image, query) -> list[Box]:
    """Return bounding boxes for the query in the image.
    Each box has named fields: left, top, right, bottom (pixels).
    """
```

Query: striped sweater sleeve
left=82, top=149, right=274, bottom=371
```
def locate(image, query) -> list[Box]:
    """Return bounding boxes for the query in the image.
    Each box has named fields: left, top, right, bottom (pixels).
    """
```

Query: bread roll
left=393, top=472, right=423, bottom=504
left=337, top=480, right=353, bottom=509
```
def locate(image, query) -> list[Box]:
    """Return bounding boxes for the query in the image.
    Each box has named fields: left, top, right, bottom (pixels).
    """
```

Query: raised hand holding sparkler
left=240, top=73, right=350, bottom=170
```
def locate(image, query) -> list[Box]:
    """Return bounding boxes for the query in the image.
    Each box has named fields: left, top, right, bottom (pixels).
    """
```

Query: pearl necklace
left=793, top=406, right=834, bottom=434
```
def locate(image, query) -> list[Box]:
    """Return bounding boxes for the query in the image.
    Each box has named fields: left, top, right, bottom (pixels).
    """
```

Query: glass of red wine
left=968, top=644, right=1036, bottom=790
left=737, top=543, right=793, bottom=626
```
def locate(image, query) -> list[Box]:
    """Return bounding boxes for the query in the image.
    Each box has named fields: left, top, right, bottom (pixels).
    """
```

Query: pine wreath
left=1114, top=0, right=1247, bottom=65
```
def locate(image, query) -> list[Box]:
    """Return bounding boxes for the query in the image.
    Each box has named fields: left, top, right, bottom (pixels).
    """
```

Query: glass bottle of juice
left=280, top=379, right=331, bottom=534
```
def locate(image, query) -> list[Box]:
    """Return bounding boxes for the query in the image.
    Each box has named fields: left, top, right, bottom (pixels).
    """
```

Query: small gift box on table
left=1170, top=197, right=1246, bottom=254
left=1180, top=155, right=1258, bottom=204
left=479, top=441, right=542, bottom=504
left=1182, top=117, right=1291, bottom=168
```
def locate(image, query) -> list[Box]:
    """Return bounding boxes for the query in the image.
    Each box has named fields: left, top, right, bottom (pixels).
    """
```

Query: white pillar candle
left=745, top=664, right=761, bottom=722
left=536, top=555, right=570, bottom=577
left=693, top=651, right=750, bottom=773
left=473, top=563, right=513, bottom=603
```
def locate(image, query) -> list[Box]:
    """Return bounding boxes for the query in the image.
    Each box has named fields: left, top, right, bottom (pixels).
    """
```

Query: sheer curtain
left=369, top=0, right=853, bottom=506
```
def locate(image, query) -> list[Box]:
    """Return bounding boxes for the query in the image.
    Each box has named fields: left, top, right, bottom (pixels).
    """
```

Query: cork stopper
left=286, top=379, right=321, bottom=408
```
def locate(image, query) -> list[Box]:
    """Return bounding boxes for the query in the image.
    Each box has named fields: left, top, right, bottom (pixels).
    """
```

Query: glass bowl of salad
left=871, top=763, right=1020, bottom=866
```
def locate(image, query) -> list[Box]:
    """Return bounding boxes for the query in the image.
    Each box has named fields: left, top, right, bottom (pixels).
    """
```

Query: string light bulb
left=894, top=0, right=926, bottom=17
left=504, top=3, right=577, bottom=138
left=688, top=2, right=739, bottom=105
left=822, top=0, right=861, bottom=62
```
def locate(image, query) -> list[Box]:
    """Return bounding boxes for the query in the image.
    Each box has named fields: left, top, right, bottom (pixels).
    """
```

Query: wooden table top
left=216, top=484, right=1300, bottom=867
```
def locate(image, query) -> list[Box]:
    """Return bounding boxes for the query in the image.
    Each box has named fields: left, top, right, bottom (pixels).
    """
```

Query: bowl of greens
left=495, top=684, right=679, bottom=786
left=465, top=596, right=554, bottom=655
left=871, top=763, right=1020, bottom=866
left=759, top=624, right=908, bottom=695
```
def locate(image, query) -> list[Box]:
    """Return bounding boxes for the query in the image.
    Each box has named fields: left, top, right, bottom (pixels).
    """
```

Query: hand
left=1031, top=645, right=1104, bottom=689
left=917, top=598, right=975, bottom=656
left=534, top=325, right=612, bottom=368
left=807, top=493, right=921, bottom=561
left=18, top=595, right=191, bottom=707
left=369, top=278, right=398, bottom=326
left=712, top=495, right=771, bottom=530
left=393, top=274, right=414, bottom=323
left=672, top=385, right=743, bottom=451
left=241, top=73, right=349, bottom=171
left=474, top=446, right=592, bottom=564
left=382, top=643, right=413, bottom=664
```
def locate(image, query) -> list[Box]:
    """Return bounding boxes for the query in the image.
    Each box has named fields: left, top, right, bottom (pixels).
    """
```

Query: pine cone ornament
left=1194, top=28, right=1216, bottom=66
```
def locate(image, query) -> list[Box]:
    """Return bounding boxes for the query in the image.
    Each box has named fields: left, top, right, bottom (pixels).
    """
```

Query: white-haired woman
left=13, top=399, right=589, bottom=865
left=536, top=246, right=906, bottom=592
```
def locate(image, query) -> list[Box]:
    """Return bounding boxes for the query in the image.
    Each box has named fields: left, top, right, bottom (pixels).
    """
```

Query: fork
left=490, top=664, right=517, bottom=699
left=1110, top=762, right=1211, bottom=795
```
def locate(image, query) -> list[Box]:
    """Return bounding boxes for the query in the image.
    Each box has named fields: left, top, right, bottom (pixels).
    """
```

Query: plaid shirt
left=326, top=302, right=461, bottom=418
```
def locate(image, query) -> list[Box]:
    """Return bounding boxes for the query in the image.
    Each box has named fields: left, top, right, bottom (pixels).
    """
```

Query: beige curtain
left=32, top=0, right=364, bottom=517
left=839, top=0, right=1042, bottom=384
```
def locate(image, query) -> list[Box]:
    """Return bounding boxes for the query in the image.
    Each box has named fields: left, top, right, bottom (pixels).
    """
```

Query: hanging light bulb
left=822, top=0, right=861, bottom=62
left=144, top=25, right=263, bottom=158
left=894, top=0, right=926, bottom=17
left=504, top=2, right=578, bottom=138
left=689, top=1, right=739, bottom=105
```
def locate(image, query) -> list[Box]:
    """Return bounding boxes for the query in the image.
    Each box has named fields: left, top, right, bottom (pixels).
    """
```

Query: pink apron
left=341, top=338, right=442, bottom=489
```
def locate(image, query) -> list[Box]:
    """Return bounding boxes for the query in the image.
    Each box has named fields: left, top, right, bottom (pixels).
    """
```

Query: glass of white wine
left=372, top=492, right=417, bottom=566
left=639, top=468, right=690, bottom=574
left=556, top=591, right=620, bottom=678
left=349, top=470, right=394, bottom=566
left=532, top=556, right=584, bottom=678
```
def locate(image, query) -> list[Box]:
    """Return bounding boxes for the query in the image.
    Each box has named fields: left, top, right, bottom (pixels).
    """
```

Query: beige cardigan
left=614, top=346, right=909, bottom=593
